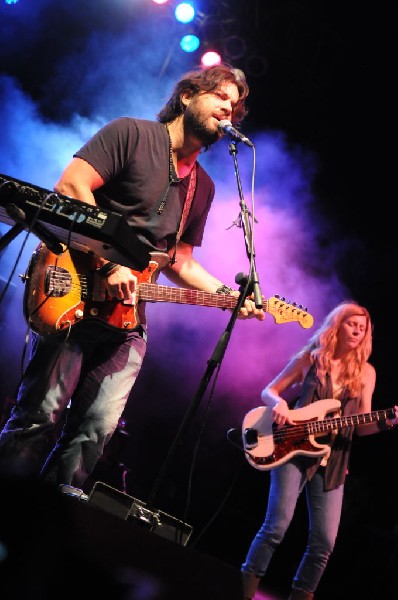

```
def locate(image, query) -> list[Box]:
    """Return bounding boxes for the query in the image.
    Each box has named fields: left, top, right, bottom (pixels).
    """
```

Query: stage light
left=180, top=34, right=200, bottom=53
left=200, top=51, right=222, bottom=68
left=153, top=0, right=265, bottom=73
left=245, top=54, right=268, bottom=78
left=175, top=3, right=195, bottom=24
left=223, top=35, right=247, bottom=61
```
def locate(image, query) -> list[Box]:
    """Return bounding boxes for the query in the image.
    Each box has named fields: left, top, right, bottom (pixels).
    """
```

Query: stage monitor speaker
left=0, top=477, right=243, bottom=600
left=88, top=481, right=193, bottom=546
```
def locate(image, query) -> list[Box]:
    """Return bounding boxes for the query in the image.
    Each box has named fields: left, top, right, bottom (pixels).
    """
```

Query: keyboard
left=0, top=173, right=150, bottom=269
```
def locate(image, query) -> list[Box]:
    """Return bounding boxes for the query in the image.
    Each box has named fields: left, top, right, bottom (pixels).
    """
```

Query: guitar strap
left=176, top=162, right=197, bottom=243
left=169, top=163, right=197, bottom=265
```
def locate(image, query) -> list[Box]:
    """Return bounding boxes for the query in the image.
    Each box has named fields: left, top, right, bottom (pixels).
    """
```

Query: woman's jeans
left=242, top=459, right=344, bottom=593
left=0, top=323, right=146, bottom=488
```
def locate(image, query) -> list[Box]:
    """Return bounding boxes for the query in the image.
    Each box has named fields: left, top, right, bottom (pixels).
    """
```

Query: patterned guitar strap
left=177, top=162, right=197, bottom=242
left=170, top=162, right=197, bottom=264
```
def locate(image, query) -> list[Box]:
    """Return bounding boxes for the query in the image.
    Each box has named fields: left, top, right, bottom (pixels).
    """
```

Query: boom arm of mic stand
left=145, top=288, right=247, bottom=512
left=0, top=223, right=24, bottom=253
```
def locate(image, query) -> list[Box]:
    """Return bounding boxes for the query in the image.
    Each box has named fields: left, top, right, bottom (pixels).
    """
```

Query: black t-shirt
left=74, top=117, right=215, bottom=253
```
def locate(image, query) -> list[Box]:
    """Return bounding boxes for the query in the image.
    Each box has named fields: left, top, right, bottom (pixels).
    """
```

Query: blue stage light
left=175, top=3, right=195, bottom=24
left=180, top=34, right=200, bottom=53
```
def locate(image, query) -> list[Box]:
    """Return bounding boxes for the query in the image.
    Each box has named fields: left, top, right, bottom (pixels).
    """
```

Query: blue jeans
left=242, top=459, right=344, bottom=593
left=0, top=323, right=146, bottom=488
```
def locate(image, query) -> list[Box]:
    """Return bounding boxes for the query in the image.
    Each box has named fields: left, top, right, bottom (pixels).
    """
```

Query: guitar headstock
left=267, top=296, right=314, bottom=329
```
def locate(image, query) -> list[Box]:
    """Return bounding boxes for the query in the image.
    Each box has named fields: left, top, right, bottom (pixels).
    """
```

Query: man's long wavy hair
left=157, top=63, right=249, bottom=125
left=296, top=301, right=373, bottom=398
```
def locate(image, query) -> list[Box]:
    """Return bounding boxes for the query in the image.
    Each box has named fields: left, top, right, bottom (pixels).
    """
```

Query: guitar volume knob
left=75, top=309, right=84, bottom=320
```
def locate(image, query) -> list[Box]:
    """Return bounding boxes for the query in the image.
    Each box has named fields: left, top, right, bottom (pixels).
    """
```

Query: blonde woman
left=241, top=301, right=398, bottom=600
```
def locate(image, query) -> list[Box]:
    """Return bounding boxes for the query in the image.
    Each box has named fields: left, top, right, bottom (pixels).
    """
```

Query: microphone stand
left=0, top=223, right=24, bottom=253
left=228, top=142, right=263, bottom=307
left=2, top=203, right=64, bottom=255
left=146, top=140, right=261, bottom=519
left=146, top=284, right=247, bottom=514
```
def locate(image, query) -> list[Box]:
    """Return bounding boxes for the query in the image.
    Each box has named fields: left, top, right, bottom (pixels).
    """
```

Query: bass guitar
left=22, top=244, right=314, bottom=335
left=242, top=399, right=396, bottom=471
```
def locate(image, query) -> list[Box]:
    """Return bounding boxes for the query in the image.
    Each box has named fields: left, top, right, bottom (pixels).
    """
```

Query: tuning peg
left=273, top=295, right=309, bottom=314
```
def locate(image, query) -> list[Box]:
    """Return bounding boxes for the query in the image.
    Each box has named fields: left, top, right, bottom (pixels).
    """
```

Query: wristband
left=215, top=284, right=234, bottom=295
left=96, top=262, right=121, bottom=278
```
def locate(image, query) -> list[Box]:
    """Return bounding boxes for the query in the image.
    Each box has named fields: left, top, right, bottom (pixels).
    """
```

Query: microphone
left=235, top=272, right=249, bottom=286
left=217, top=119, right=254, bottom=148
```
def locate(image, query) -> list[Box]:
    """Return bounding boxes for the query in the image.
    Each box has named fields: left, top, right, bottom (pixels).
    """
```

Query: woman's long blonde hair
left=297, top=301, right=373, bottom=397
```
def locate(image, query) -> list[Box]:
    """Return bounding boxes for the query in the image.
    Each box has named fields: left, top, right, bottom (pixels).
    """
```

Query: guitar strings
left=46, top=271, right=88, bottom=299
left=253, top=408, right=395, bottom=444
left=45, top=269, right=310, bottom=328
left=46, top=270, right=246, bottom=308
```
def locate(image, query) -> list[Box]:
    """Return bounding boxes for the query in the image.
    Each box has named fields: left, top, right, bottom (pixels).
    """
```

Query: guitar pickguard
left=23, top=244, right=159, bottom=335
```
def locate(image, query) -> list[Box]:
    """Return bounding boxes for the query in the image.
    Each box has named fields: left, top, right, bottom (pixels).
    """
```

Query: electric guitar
left=21, top=244, right=314, bottom=335
left=242, top=399, right=396, bottom=471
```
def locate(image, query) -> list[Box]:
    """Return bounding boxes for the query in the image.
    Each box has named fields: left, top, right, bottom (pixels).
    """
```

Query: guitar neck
left=138, top=283, right=261, bottom=310
left=137, top=283, right=314, bottom=328
left=309, top=407, right=395, bottom=434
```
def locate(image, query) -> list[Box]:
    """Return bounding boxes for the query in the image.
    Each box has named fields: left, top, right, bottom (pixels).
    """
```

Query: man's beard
left=184, top=111, right=219, bottom=147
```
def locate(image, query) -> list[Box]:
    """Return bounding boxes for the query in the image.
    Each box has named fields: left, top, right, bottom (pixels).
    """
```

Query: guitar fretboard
left=308, top=408, right=395, bottom=434
left=138, top=283, right=263, bottom=310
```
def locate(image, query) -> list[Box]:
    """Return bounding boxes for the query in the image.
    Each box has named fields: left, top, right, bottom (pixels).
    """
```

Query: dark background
left=0, top=1, right=397, bottom=598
